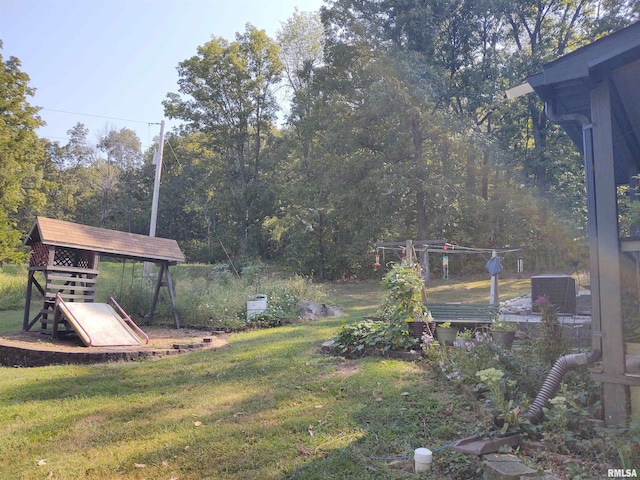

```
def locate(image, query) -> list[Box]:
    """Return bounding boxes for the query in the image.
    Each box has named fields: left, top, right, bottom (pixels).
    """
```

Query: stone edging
left=0, top=341, right=211, bottom=367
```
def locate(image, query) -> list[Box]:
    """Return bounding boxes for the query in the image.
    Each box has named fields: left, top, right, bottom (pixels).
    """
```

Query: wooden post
left=23, top=270, right=34, bottom=331
left=489, top=250, right=499, bottom=304
left=590, top=79, right=628, bottom=425
left=165, top=267, right=180, bottom=329
left=406, top=240, right=414, bottom=264
left=147, top=261, right=180, bottom=329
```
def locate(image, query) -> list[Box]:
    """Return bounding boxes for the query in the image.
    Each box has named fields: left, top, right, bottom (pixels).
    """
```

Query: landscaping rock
left=298, top=301, right=343, bottom=320
left=483, top=453, right=538, bottom=479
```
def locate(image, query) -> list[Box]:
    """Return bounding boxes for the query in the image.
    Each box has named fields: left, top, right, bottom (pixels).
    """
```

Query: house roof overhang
left=524, top=21, right=640, bottom=185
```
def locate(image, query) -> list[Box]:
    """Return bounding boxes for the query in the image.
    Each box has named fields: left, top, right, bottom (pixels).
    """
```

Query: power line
left=165, top=139, right=182, bottom=167
left=42, top=107, right=158, bottom=125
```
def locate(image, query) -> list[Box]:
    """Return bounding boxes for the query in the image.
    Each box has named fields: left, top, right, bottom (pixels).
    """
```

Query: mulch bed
left=0, top=327, right=229, bottom=367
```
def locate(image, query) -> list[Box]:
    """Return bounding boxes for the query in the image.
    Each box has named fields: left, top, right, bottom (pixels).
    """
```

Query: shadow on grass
left=0, top=280, right=488, bottom=479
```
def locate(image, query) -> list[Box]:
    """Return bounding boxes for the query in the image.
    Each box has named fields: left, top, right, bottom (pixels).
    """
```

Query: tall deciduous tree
left=0, top=42, right=45, bottom=263
left=164, top=24, right=282, bottom=257
left=41, top=123, right=97, bottom=221
left=97, top=127, right=143, bottom=230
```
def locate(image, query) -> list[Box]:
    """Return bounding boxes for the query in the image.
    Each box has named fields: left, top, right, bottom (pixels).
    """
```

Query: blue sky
left=0, top=0, right=325, bottom=151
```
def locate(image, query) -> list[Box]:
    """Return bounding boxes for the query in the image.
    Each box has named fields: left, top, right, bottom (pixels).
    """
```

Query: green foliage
left=246, top=305, right=290, bottom=329
left=95, top=261, right=324, bottom=332
left=332, top=319, right=418, bottom=356
left=332, top=262, right=427, bottom=354
left=379, top=262, right=425, bottom=323
left=0, top=46, right=45, bottom=262
left=491, top=318, right=517, bottom=331
left=4, top=5, right=638, bottom=276
left=0, top=265, right=27, bottom=310
left=532, top=295, right=567, bottom=365
left=476, top=367, right=520, bottom=433
left=163, top=24, right=282, bottom=258
left=425, top=322, right=633, bottom=471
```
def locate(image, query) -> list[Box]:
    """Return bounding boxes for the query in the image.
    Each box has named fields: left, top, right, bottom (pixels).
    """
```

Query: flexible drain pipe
left=527, top=350, right=601, bottom=424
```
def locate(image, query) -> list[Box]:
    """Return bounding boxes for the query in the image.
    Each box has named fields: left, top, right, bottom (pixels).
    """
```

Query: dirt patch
left=316, top=360, right=361, bottom=381
left=333, top=360, right=360, bottom=376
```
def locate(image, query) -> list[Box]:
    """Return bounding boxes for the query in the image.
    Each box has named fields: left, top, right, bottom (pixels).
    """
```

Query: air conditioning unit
left=531, top=275, right=576, bottom=314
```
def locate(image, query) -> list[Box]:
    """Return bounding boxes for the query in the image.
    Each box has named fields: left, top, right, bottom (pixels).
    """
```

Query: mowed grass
left=0, top=275, right=533, bottom=479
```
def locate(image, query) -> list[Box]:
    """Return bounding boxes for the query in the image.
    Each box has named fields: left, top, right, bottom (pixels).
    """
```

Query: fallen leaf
left=36, top=459, right=47, bottom=466
left=298, top=445, right=312, bottom=456
left=184, top=445, right=190, bottom=451
left=162, top=460, right=169, bottom=467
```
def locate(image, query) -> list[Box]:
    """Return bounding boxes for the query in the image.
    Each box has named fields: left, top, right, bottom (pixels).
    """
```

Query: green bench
left=426, top=303, right=499, bottom=327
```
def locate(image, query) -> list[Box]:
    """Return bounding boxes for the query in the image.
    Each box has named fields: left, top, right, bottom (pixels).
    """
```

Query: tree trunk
left=482, top=116, right=491, bottom=200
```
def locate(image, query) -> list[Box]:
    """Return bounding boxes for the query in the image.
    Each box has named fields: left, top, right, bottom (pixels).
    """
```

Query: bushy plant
left=532, top=295, right=567, bottom=365
left=379, top=262, right=425, bottom=323
left=331, top=262, right=427, bottom=355
left=246, top=306, right=291, bottom=329
left=476, top=367, right=520, bottom=433
left=332, top=320, right=418, bottom=356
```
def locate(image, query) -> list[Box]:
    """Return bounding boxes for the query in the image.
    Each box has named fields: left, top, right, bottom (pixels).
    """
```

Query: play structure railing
left=54, top=293, right=94, bottom=347
left=108, top=296, right=149, bottom=344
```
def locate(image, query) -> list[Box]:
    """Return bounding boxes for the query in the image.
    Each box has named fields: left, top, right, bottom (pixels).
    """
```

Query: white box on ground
left=247, top=294, right=268, bottom=319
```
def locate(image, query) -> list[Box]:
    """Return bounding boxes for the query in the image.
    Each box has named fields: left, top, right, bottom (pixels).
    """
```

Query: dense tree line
left=1, top=3, right=638, bottom=277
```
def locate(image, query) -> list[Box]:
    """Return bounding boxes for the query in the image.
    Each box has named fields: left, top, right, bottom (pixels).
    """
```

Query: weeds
left=94, top=261, right=324, bottom=330
left=0, top=265, right=27, bottom=310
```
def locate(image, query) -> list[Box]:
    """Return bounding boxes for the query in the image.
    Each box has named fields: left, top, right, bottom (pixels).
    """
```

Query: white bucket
left=247, top=294, right=268, bottom=319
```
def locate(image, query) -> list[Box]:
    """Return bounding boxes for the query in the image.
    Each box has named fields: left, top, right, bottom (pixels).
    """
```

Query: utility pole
left=149, top=120, right=166, bottom=238
left=145, top=120, right=166, bottom=276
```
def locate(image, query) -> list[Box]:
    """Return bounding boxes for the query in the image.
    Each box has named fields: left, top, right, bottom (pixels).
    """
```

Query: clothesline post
left=489, top=249, right=499, bottom=304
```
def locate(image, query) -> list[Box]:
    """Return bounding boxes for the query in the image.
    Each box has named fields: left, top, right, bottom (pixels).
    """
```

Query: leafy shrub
left=246, top=306, right=291, bottom=329
left=379, top=262, right=425, bottom=323
left=332, top=320, right=418, bottom=356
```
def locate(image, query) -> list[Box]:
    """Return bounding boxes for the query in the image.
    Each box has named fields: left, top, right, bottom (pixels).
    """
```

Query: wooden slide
left=54, top=294, right=148, bottom=347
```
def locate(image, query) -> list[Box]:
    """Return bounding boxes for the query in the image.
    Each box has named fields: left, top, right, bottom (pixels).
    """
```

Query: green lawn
left=0, top=276, right=533, bottom=479
left=0, top=283, right=508, bottom=479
